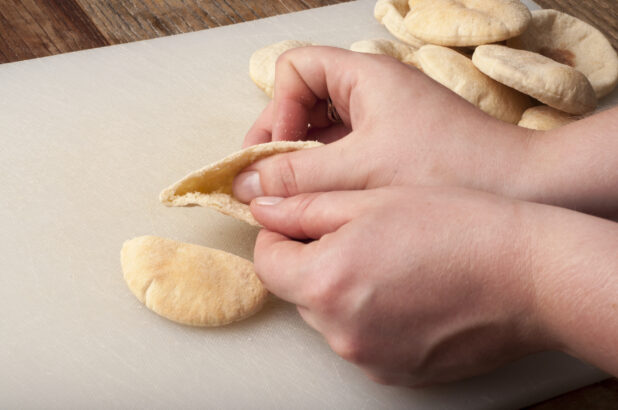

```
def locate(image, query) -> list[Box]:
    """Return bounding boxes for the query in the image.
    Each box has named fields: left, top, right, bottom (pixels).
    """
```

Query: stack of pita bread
left=372, top=0, right=617, bottom=129
left=249, top=1, right=617, bottom=130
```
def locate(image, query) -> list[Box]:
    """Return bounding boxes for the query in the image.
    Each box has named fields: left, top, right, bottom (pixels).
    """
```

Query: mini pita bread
left=416, top=45, right=531, bottom=123
left=350, top=38, right=418, bottom=60
left=121, top=236, right=268, bottom=327
left=404, top=0, right=531, bottom=47
left=160, top=141, right=323, bottom=226
left=249, top=40, right=313, bottom=98
left=518, top=105, right=576, bottom=131
left=507, top=9, right=618, bottom=99
left=350, top=38, right=420, bottom=67
left=472, top=45, right=597, bottom=115
left=374, top=0, right=425, bottom=48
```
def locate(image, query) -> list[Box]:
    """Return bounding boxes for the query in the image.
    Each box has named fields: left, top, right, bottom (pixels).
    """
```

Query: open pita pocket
left=507, top=9, right=618, bottom=99
left=350, top=38, right=419, bottom=67
left=404, top=0, right=531, bottom=47
left=121, top=236, right=268, bottom=327
left=160, top=141, right=323, bottom=226
left=518, top=105, right=577, bottom=131
left=472, top=45, right=597, bottom=115
left=249, top=40, right=313, bottom=98
left=416, top=45, right=531, bottom=123
left=374, top=0, right=425, bottom=48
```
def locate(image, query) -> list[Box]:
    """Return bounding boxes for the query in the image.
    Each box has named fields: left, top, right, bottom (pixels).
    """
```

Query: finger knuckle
left=303, top=253, right=352, bottom=309
left=329, top=334, right=366, bottom=364
left=270, top=155, right=300, bottom=197
left=294, top=193, right=321, bottom=236
left=275, top=49, right=295, bottom=71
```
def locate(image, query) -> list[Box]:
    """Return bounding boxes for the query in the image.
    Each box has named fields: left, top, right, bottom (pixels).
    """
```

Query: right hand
left=249, top=185, right=618, bottom=385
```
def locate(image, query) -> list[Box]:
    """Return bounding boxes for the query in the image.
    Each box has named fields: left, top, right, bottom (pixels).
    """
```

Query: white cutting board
left=1, top=0, right=613, bottom=408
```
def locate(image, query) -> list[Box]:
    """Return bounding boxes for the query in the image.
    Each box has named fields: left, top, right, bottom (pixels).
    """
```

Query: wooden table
left=1, top=1, right=616, bottom=408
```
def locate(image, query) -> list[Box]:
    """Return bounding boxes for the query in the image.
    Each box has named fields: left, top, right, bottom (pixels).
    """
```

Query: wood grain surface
left=0, top=0, right=616, bottom=408
left=0, top=0, right=616, bottom=64
left=0, top=0, right=350, bottom=63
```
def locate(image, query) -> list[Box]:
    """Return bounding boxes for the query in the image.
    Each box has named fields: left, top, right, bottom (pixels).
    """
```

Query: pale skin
left=233, top=46, right=618, bottom=385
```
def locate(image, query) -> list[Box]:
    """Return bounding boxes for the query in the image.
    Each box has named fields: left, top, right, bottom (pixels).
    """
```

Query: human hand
left=249, top=186, right=618, bottom=385
left=236, top=47, right=618, bottom=216
left=235, top=46, right=531, bottom=204
left=249, top=186, right=548, bottom=385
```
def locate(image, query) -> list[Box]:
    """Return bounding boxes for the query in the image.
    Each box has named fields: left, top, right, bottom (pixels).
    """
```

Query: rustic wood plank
left=0, top=0, right=352, bottom=64
left=72, top=0, right=350, bottom=46
left=535, top=0, right=617, bottom=50
left=1, top=0, right=614, bottom=65
left=0, top=0, right=107, bottom=64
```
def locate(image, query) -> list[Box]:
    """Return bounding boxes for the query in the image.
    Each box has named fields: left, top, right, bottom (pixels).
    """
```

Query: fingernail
left=233, top=171, right=263, bottom=203
left=255, top=196, right=283, bottom=206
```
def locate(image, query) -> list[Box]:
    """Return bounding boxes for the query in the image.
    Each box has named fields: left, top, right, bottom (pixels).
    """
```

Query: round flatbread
left=507, top=9, right=618, bottom=98
left=374, top=0, right=425, bottom=48
left=416, top=45, right=531, bottom=123
left=472, top=45, right=597, bottom=115
left=518, top=105, right=576, bottom=131
left=404, top=0, right=531, bottom=46
left=249, top=40, right=313, bottom=98
left=350, top=38, right=419, bottom=67
left=121, top=236, right=268, bottom=327
left=160, top=140, right=323, bottom=226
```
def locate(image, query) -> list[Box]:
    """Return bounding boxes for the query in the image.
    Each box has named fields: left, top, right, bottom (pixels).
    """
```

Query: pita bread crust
left=350, top=38, right=418, bottom=61
left=507, top=9, right=618, bottom=98
left=518, top=105, right=576, bottom=131
left=249, top=40, right=313, bottom=98
left=160, top=141, right=323, bottom=226
left=404, top=0, right=531, bottom=47
left=416, top=45, right=531, bottom=123
left=472, top=45, right=597, bottom=115
left=374, top=0, right=425, bottom=48
left=121, top=236, right=268, bottom=327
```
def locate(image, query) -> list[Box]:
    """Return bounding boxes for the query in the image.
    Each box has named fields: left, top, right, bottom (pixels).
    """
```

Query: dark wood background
left=0, top=0, right=616, bottom=64
left=0, top=1, right=616, bottom=408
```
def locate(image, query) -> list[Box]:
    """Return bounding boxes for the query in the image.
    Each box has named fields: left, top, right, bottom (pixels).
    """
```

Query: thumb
left=249, top=190, right=372, bottom=239
left=232, top=138, right=369, bottom=203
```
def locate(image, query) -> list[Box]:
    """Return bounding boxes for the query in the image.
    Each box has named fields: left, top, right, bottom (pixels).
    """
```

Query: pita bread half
left=416, top=45, right=531, bottom=123
left=404, top=0, right=531, bottom=47
left=518, top=105, right=577, bottom=131
left=121, top=236, right=268, bottom=327
left=249, top=40, right=313, bottom=98
left=374, top=0, right=425, bottom=48
left=160, top=141, right=323, bottom=226
left=507, top=9, right=618, bottom=99
left=472, top=45, right=597, bottom=115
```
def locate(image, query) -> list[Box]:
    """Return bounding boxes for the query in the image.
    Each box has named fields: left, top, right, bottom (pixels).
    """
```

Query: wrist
left=524, top=204, right=618, bottom=373
left=468, top=121, right=537, bottom=201
left=509, top=128, right=566, bottom=208
left=509, top=112, right=618, bottom=216
left=498, top=199, right=558, bottom=353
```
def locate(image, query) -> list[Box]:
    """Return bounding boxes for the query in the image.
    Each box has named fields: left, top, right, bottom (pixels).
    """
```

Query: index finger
left=243, top=101, right=275, bottom=148
left=242, top=99, right=350, bottom=148
left=271, top=46, right=365, bottom=142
